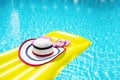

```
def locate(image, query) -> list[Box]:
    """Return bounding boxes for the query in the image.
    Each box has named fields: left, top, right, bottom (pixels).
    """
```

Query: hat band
left=33, top=44, right=53, bottom=50
left=32, top=51, right=54, bottom=57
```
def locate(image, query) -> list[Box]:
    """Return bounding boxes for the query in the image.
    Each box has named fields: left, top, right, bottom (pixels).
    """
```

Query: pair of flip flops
left=19, top=36, right=71, bottom=66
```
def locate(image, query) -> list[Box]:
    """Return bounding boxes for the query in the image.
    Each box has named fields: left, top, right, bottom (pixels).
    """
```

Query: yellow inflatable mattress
left=0, top=31, right=91, bottom=80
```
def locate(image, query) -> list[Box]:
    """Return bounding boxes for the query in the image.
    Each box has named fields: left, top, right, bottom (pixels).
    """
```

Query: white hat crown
left=32, top=38, right=53, bottom=56
left=33, top=38, right=52, bottom=48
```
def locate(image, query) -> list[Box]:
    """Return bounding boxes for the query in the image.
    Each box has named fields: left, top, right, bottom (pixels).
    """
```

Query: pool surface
left=0, top=0, right=120, bottom=80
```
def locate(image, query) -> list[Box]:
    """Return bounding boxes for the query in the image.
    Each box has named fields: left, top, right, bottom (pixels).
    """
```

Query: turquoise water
left=0, top=0, right=120, bottom=80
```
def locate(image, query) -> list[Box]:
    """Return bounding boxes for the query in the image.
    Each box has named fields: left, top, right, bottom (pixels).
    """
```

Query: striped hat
left=19, top=37, right=65, bottom=66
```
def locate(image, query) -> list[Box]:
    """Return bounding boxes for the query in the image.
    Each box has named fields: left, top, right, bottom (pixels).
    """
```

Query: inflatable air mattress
left=0, top=31, right=91, bottom=80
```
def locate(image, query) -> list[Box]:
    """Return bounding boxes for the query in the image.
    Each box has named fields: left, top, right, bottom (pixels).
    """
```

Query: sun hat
left=19, top=37, right=66, bottom=66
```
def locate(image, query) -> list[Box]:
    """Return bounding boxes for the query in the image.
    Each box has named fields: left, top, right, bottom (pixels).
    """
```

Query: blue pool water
left=0, top=0, right=120, bottom=80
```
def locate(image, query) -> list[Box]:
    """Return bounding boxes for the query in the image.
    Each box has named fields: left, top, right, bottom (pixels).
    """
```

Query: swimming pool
left=0, top=0, right=120, bottom=80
